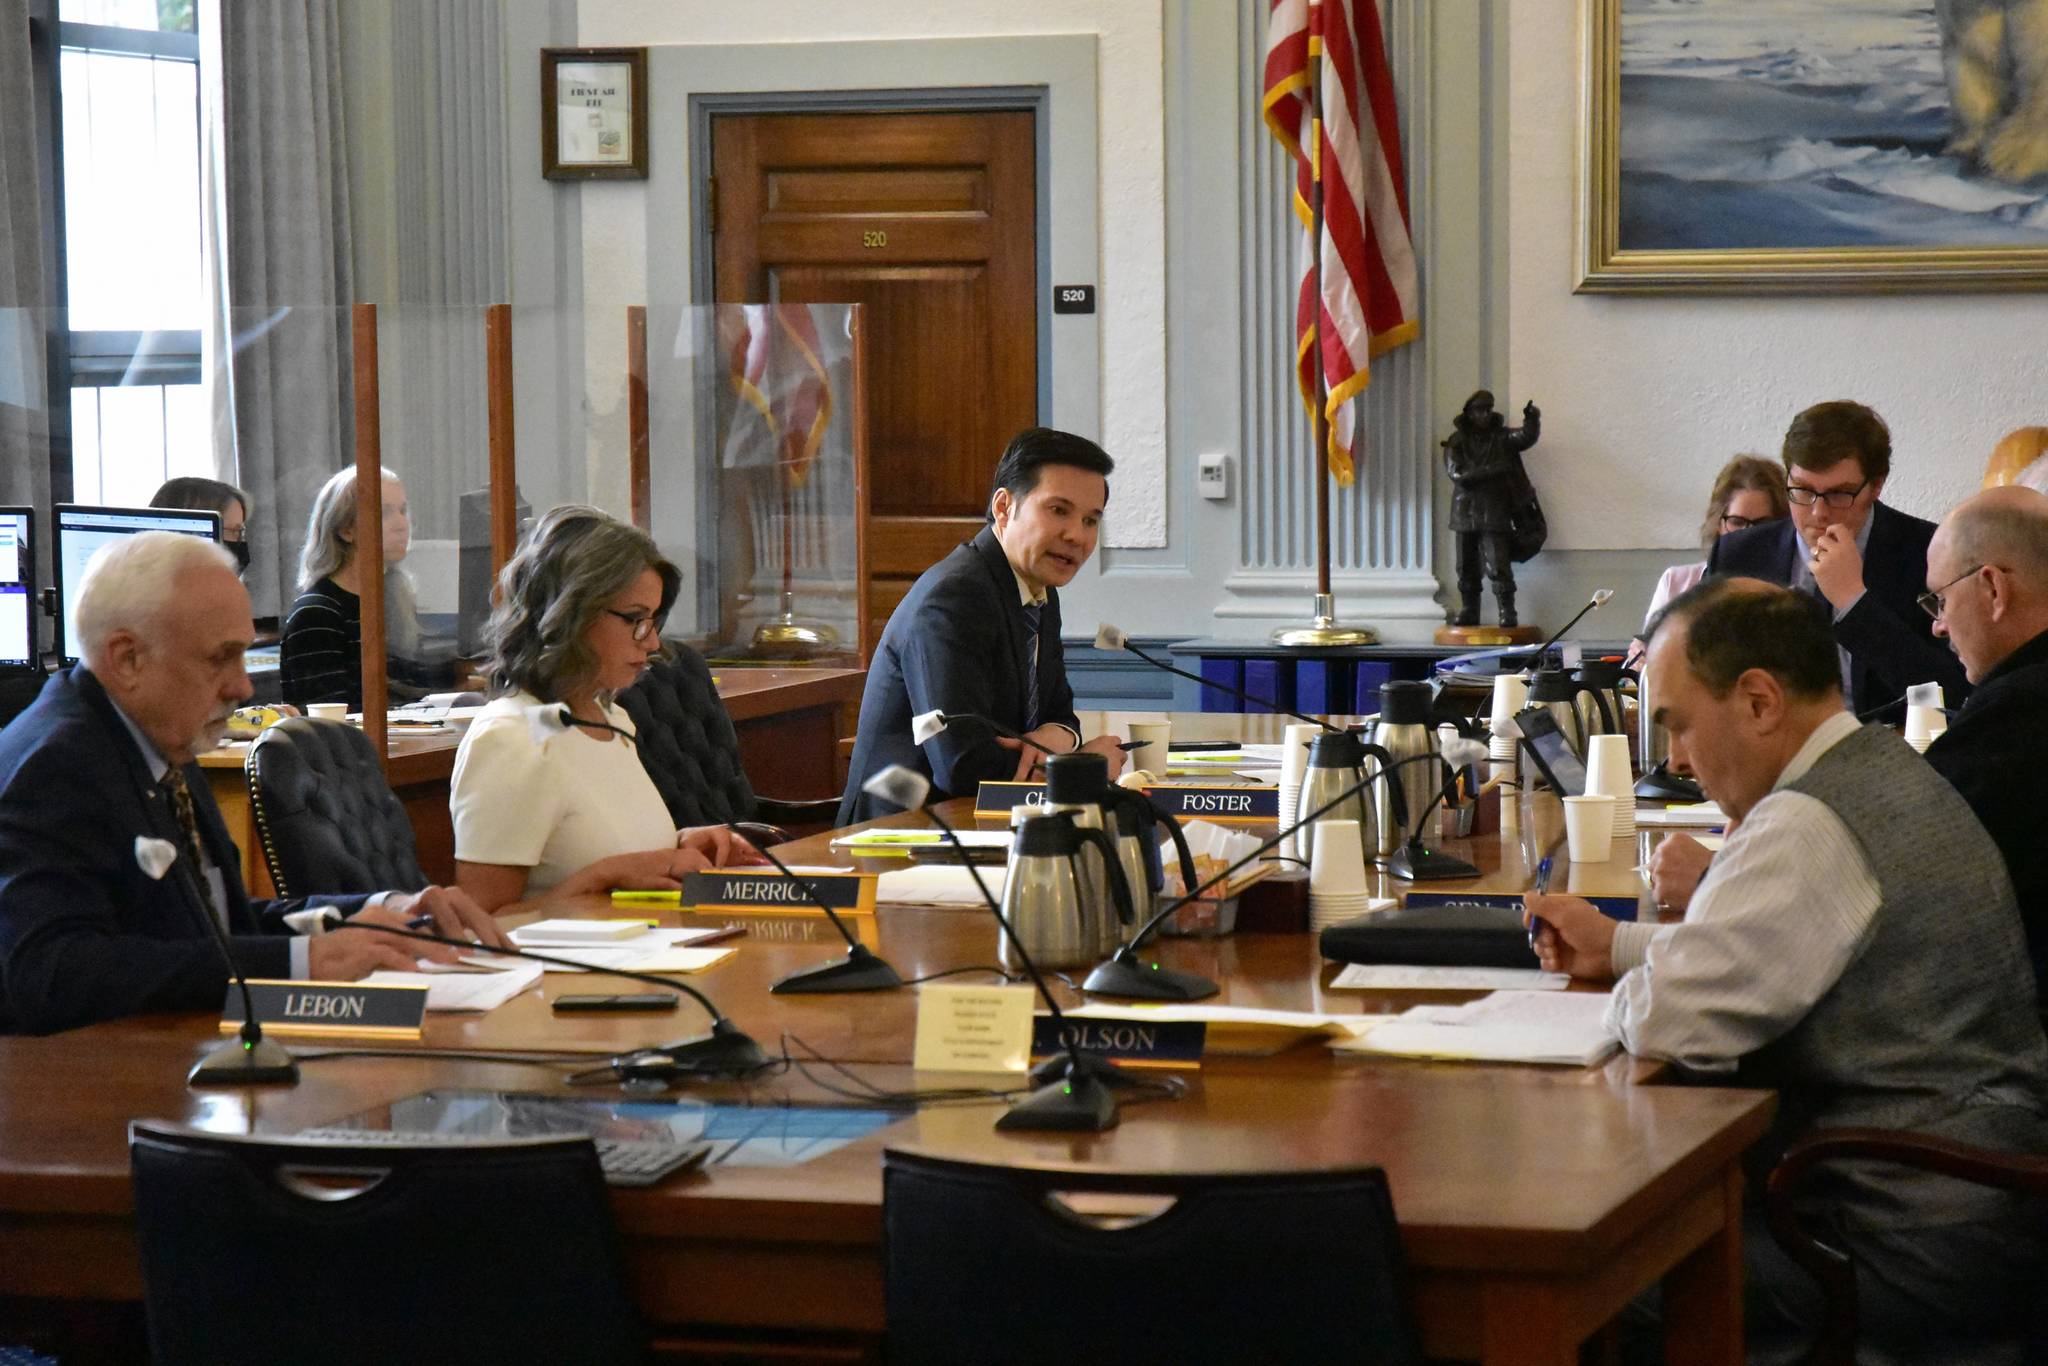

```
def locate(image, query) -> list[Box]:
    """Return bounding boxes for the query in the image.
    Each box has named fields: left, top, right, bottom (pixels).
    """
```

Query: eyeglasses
left=1786, top=480, right=1869, bottom=509
left=1718, top=513, right=1765, bottom=532
left=1917, top=565, right=1984, bottom=620
left=603, top=608, right=663, bottom=642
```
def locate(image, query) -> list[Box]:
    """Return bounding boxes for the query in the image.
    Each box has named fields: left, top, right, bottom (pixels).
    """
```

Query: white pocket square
left=134, top=836, right=178, bottom=881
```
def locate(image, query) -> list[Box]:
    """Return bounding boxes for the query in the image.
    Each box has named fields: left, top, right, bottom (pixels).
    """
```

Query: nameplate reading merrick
left=973, top=781, right=1048, bottom=816
left=680, top=870, right=877, bottom=916
left=222, top=980, right=427, bottom=1040
left=1030, top=1015, right=1206, bottom=1069
left=1140, top=784, right=1281, bottom=823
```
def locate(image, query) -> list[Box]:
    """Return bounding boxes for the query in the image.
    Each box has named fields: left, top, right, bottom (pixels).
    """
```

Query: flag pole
left=1275, top=22, right=1375, bottom=648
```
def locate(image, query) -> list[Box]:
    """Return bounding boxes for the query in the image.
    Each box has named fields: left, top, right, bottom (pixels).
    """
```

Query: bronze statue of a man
left=1442, top=390, right=1544, bottom=628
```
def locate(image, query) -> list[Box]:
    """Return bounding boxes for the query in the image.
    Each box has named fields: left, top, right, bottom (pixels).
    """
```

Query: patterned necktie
left=1021, top=602, right=1043, bottom=731
left=159, top=768, right=223, bottom=929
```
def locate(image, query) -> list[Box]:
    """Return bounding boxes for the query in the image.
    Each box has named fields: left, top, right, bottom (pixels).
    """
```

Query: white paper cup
left=1563, top=795, right=1616, bottom=863
left=1307, top=818, right=1366, bottom=893
left=1584, top=734, right=1634, bottom=799
left=1126, top=720, right=1171, bottom=776
left=1904, top=705, right=1946, bottom=746
left=307, top=702, right=347, bottom=722
left=1280, top=722, right=1321, bottom=791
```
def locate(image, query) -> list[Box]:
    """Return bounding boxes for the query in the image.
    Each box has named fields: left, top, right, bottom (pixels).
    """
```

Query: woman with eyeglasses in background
left=150, top=477, right=251, bottom=575
left=448, top=505, right=764, bottom=914
left=1643, top=454, right=1791, bottom=628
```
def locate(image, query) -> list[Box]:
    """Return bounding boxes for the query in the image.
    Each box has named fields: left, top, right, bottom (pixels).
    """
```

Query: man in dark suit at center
left=1706, top=400, right=1969, bottom=717
left=840, top=428, right=1127, bottom=824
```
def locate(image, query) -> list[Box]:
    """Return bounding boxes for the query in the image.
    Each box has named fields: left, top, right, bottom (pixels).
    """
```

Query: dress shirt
left=1604, top=711, right=1880, bottom=1073
left=1008, top=566, right=1080, bottom=752
left=1792, top=515, right=1874, bottom=699
left=102, top=689, right=313, bottom=979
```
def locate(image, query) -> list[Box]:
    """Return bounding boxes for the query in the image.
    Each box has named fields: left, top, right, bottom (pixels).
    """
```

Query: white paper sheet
left=1328, top=965, right=1571, bottom=992
left=1332, top=989, right=1616, bottom=1065
left=364, top=961, right=543, bottom=1012
left=875, top=863, right=1008, bottom=906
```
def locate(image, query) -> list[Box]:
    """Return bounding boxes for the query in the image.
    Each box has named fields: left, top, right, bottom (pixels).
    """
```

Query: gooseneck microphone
left=912, top=710, right=1059, bottom=756
left=316, top=916, right=769, bottom=1083
left=1080, top=745, right=1486, bottom=1001
left=861, top=765, right=1129, bottom=1133
left=724, top=827, right=905, bottom=995
left=176, top=842, right=300, bottom=1088
left=557, top=708, right=637, bottom=744
left=1517, top=589, right=1614, bottom=670
left=1384, top=736, right=1491, bottom=882
left=1094, top=625, right=1339, bottom=733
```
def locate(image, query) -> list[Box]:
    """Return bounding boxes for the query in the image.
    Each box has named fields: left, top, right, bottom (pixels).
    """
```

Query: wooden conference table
left=198, top=665, right=865, bottom=897
left=0, top=783, right=1771, bottom=1364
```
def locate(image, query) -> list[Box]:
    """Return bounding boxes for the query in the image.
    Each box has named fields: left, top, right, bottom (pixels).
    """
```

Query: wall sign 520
left=861, top=230, right=888, bottom=248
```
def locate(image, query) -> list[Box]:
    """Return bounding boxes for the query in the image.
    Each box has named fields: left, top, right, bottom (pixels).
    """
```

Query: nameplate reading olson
left=1029, top=1016, right=1205, bottom=1069
left=679, top=870, right=877, bottom=916
left=221, top=980, right=427, bottom=1040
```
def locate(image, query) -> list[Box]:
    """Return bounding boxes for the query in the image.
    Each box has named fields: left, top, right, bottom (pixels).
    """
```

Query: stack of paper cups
left=1583, top=734, right=1636, bottom=843
left=1562, top=795, right=1616, bottom=863
left=1278, top=722, right=1321, bottom=865
left=1307, top=818, right=1373, bottom=930
left=1488, top=673, right=1528, bottom=764
left=1904, top=705, right=1946, bottom=754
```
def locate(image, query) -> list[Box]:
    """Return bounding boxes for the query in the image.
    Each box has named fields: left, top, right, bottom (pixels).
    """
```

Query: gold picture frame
left=541, top=47, right=649, bottom=181
left=1576, top=0, right=2048, bottom=295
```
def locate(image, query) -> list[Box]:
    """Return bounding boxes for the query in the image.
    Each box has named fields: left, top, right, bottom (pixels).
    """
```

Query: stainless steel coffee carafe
left=1367, top=681, right=1442, bottom=856
left=1526, top=668, right=1595, bottom=759
left=1296, top=730, right=1401, bottom=880
left=1569, top=660, right=1630, bottom=753
left=1000, top=811, right=1135, bottom=972
left=1039, top=753, right=1118, bottom=955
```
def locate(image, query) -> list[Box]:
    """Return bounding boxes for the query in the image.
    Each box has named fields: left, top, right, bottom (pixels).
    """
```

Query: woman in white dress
left=450, top=506, right=765, bottom=913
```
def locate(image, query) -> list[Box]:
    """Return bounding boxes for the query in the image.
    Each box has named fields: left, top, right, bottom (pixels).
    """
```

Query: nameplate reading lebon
left=222, top=980, right=427, bottom=1040
left=973, top=781, right=1047, bottom=816
left=680, top=870, right=877, bottom=917
left=1030, top=1015, right=1207, bottom=1070
left=1141, top=784, right=1281, bottom=823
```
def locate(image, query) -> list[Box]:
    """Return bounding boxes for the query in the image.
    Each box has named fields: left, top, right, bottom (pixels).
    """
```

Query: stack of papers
left=875, top=863, right=1007, bottom=906
left=364, top=961, right=543, bottom=1012
left=1328, top=965, right=1570, bottom=992
left=1637, top=801, right=1727, bottom=828
left=1331, top=990, right=1617, bottom=1066
left=509, top=924, right=736, bottom=974
left=830, top=828, right=1011, bottom=854
left=1058, top=1002, right=1378, bottom=1055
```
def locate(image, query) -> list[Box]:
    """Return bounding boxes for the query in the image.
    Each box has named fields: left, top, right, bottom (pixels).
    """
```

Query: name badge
left=973, top=781, right=1048, bottom=816
left=913, top=983, right=1036, bottom=1073
left=1140, top=784, right=1281, bottom=823
left=1402, top=890, right=1640, bottom=923
left=223, top=980, right=427, bottom=1040
left=1030, top=1015, right=1206, bottom=1069
left=680, top=870, right=877, bottom=916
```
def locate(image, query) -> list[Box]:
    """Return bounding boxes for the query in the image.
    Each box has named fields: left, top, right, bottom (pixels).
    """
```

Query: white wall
left=569, top=0, right=1169, bottom=548
left=1507, top=0, right=2046, bottom=556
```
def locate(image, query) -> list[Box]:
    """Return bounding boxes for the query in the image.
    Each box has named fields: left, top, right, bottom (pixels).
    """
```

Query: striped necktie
left=159, top=768, right=225, bottom=930
left=1021, top=602, right=1043, bottom=731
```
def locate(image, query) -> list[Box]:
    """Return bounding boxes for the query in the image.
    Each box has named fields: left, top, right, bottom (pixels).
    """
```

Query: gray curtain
left=215, top=0, right=355, bottom=619
left=0, top=0, right=53, bottom=536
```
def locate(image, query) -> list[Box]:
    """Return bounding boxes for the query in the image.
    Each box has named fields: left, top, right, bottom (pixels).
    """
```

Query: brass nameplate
left=221, top=980, right=427, bottom=1040
left=680, top=870, right=877, bottom=917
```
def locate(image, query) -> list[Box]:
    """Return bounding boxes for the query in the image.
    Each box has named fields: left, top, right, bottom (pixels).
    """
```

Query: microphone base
left=1027, top=1049, right=1145, bottom=1090
left=1635, top=763, right=1703, bottom=804
left=996, top=1056, right=1119, bottom=1133
left=770, top=944, right=904, bottom=995
left=1080, top=951, right=1219, bottom=1002
left=188, top=1033, right=300, bottom=1088
left=1387, top=841, right=1481, bottom=882
left=616, top=1018, right=771, bottom=1084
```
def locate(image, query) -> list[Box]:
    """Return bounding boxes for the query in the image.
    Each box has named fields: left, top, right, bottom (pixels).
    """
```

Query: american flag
left=722, top=303, right=833, bottom=487
left=1262, top=0, right=1419, bottom=486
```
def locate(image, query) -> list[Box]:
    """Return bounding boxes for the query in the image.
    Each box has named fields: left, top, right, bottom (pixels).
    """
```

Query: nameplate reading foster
left=1140, top=784, right=1281, bottom=823
left=222, top=980, right=428, bottom=1040
left=680, top=870, right=877, bottom=917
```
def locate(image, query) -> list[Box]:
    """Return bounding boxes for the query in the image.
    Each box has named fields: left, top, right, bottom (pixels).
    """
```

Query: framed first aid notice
left=541, top=47, right=648, bottom=181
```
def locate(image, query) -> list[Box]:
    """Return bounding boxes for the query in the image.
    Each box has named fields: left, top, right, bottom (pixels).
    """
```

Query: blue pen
left=1528, top=854, right=1556, bottom=948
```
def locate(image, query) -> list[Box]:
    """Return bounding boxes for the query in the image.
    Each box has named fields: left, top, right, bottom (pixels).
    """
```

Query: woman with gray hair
left=278, top=466, right=458, bottom=710
left=448, top=506, right=764, bottom=913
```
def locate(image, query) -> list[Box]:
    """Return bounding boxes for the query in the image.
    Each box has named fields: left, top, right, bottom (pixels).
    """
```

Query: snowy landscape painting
left=1583, top=0, right=2048, bottom=289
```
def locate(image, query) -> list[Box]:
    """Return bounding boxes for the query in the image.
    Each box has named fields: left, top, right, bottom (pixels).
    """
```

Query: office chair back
left=129, top=1121, right=644, bottom=1366
left=246, top=716, right=425, bottom=896
left=881, top=1150, right=1421, bottom=1366
left=616, top=645, right=761, bottom=826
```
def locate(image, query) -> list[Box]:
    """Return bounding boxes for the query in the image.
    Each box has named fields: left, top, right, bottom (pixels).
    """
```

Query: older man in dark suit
left=1706, top=400, right=1969, bottom=717
left=0, top=533, right=505, bottom=1034
left=839, top=428, right=1126, bottom=824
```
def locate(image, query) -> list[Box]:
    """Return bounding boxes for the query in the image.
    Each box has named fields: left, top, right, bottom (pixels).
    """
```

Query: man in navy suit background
left=0, top=533, right=505, bottom=1034
left=840, top=428, right=1127, bottom=824
left=1706, top=400, right=1969, bottom=716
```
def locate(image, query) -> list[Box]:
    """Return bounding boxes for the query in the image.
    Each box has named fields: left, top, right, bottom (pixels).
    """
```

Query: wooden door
left=711, top=110, right=1038, bottom=655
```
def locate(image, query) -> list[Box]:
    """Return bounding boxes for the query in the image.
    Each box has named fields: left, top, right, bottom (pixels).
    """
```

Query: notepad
left=364, top=961, right=543, bottom=1012
left=1328, top=965, right=1571, bottom=992
left=1332, top=989, right=1617, bottom=1066
left=1636, top=802, right=1727, bottom=828
left=875, top=863, right=1007, bottom=906
left=513, top=918, right=658, bottom=943
left=831, top=829, right=1011, bottom=850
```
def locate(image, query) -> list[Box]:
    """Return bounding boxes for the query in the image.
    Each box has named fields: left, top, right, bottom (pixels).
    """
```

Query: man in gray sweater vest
left=1531, top=578, right=2048, bottom=1364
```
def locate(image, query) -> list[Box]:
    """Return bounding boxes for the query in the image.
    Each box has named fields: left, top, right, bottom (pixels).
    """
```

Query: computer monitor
left=0, top=507, right=35, bottom=675
left=52, top=504, right=221, bottom=666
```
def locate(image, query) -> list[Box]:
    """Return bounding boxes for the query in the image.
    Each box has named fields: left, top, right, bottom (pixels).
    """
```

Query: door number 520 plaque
left=861, top=230, right=888, bottom=248
left=1053, top=284, right=1095, bottom=314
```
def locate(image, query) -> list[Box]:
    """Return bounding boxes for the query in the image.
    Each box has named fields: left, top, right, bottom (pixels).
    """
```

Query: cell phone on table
left=551, top=993, right=679, bottom=1013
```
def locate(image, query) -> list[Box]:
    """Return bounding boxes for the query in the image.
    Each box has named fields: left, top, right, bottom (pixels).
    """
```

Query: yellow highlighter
left=609, top=891, right=682, bottom=908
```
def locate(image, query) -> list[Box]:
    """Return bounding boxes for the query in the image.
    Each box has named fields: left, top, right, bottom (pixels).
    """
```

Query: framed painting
left=1577, top=0, right=2048, bottom=293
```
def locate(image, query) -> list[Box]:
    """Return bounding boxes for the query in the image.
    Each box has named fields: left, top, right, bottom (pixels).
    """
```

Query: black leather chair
left=881, top=1150, right=1422, bottom=1365
left=129, top=1121, right=643, bottom=1365
left=246, top=717, right=425, bottom=896
left=616, top=644, right=838, bottom=843
left=1765, top=1127, right=2048, bottom=1365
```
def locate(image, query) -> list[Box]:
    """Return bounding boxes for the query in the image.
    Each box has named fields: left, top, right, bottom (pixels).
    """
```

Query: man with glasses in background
left=1706, top=400, right=1969, bottom=718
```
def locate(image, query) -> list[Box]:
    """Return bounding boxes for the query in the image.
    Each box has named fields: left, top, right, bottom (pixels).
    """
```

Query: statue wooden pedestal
left=1435, top=623, right=1542, bottom=648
